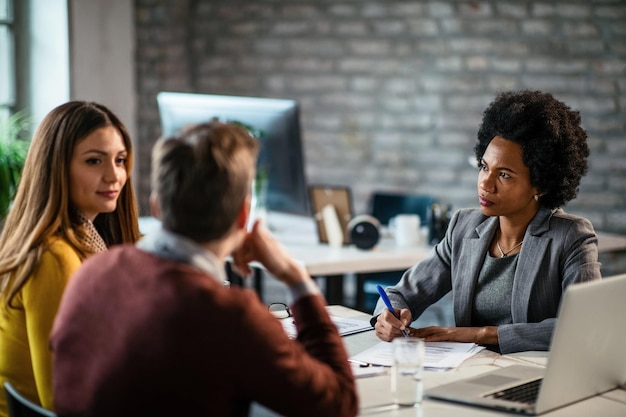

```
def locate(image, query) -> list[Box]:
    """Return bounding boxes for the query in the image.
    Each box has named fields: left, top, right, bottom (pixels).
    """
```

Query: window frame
left=0, top=0, right=15, bottom=122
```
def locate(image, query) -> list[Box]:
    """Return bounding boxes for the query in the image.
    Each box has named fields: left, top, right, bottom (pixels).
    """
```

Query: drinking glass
left=391, top=337, right=425, bottom=407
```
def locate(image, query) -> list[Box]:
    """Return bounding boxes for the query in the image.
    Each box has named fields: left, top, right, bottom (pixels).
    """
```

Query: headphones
left=347, top=215, right=381, bottom=250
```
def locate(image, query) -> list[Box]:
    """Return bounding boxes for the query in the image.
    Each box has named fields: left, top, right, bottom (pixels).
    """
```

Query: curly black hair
left=474, top=90, right=589, bottom=209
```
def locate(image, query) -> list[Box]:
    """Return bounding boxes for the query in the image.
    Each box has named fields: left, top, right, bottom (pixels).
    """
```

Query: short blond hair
left=152, top=121, right=259, bottom=242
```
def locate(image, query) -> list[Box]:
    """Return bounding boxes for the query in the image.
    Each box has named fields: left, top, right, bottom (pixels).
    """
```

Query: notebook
left=426, top=274, right=626, bottom=415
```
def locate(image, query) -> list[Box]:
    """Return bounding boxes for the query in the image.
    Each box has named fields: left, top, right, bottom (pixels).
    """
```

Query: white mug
left=390, top=214, right=421, bottom=247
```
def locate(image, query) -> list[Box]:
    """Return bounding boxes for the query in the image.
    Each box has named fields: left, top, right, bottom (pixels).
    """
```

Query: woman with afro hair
left=372, top=90, right=600, bottom=354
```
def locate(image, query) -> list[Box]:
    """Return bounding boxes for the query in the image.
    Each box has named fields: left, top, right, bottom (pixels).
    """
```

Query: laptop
left=426, top=274, right=626, bottom=415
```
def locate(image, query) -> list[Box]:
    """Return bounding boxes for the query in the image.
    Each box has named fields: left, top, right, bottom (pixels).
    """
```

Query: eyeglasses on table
left=268, top=302, right=291, bottom=319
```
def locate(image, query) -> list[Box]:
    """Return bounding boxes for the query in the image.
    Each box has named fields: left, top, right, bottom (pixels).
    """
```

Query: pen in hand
left=376, top=285, right=410, bottom=338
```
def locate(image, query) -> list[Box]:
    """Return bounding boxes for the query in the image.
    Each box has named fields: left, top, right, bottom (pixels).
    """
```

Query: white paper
left=279, top=315, right=373, bottom=339
left=350, top=341, right=485, bottom=370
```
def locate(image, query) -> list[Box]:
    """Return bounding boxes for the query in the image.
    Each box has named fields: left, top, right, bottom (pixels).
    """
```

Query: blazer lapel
left=511, top=207, right=553, bottom=322
left=454, top=216, right=498, bottom=326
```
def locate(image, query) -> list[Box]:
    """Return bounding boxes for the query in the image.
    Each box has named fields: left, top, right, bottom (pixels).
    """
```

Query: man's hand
left=231, top=220, right=309, bottom=285
left=410, top=326, right=498, bottom=345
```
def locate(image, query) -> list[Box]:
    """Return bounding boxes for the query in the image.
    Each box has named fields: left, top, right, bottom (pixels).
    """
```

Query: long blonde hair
left=0, top=101, right=141, bottom=307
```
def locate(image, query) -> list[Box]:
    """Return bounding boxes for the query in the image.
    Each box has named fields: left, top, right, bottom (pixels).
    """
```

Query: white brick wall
left=134, top=0, right=626, bottom=233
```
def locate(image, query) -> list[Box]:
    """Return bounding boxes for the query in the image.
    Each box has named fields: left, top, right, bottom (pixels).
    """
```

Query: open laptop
left=426, top=274, right=626, bottom=415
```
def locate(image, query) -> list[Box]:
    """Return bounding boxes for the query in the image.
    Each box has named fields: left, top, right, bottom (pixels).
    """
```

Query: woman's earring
left=534, top=194, right=539, bottom=201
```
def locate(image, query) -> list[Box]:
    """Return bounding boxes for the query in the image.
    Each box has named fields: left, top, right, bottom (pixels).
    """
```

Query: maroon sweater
left=51, top=246, right=357, bottom=417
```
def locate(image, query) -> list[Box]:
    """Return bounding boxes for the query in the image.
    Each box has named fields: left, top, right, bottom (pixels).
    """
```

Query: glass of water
left=391, top=337, right=425, bottom=407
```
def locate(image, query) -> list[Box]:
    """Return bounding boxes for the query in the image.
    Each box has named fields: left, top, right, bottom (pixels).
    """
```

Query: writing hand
left=374, top=308, right=413, bottom=342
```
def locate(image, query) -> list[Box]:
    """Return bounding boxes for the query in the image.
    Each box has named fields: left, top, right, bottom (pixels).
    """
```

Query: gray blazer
left=375, top=206, right=601, bottom=354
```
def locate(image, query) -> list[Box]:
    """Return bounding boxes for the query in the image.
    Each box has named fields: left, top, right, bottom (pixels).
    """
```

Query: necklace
left=496, top=231, right=523, bottom=258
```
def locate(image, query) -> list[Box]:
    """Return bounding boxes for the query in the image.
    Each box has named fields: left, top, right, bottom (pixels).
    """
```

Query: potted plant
left=0, top=110, right=31, bottom=222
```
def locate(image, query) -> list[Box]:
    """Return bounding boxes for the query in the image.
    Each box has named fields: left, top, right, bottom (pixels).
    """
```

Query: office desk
left=265, top=212, right=432, bottom=276
left=138, top=214, right=432, bottom=305
left=251, top=305, right=626, bottom=416
left=138, top=213, right=626, bottom=306
left=138, top=212, right=626, bottom=260
left=264, top=212, right=432, bottom=306
left=329, top=306, right=626, bottom=417
left=262, top=212, right=626, bottom=307
left=265, top=211, right=626, bottom=262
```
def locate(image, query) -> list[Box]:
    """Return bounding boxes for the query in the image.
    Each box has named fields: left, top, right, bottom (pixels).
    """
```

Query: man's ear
left=149, top=193, right=161, bottom=220
left=236, top=194, right=252, bottom=230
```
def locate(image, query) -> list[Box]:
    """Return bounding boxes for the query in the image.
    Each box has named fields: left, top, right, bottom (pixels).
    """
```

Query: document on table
left=350, top=341, right=485, bottom=371
left=279, top=316, right=373, bottom=339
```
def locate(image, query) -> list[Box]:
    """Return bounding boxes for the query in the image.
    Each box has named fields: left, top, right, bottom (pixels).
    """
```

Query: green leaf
left=0, top=110, right=32, bottom=220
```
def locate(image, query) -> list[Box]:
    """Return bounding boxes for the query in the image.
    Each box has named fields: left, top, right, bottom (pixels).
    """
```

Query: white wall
left=69, top=0, right=135, bottom=140
left=69, top=0, right=137, bottom=175
left=28, top=0, right=70, bottom=125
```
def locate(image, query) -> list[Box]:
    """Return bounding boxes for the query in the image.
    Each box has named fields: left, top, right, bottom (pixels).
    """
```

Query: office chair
left=3, top=381, right=57, bottom=417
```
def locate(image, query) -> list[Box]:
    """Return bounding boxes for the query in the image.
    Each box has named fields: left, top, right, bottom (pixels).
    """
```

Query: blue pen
left=376, top=284, right=409, bottom=338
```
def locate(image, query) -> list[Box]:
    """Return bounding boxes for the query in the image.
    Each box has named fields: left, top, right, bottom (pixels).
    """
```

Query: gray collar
left=136, top=227, right=227, bottom=285
left=475, top=206, right=558, bottom=240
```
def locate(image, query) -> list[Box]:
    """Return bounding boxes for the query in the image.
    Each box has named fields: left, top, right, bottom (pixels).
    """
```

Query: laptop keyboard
left=489, top=379, right=542, bottom=405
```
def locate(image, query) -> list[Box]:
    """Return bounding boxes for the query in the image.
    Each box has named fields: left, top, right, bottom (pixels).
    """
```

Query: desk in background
left=264, top=212, right=431, bottom=307
left=260, top=212, right=626, bottom=309
left=265, top=211, right=626, bottom=267
left=138, top=213, right=626, bottom=309
left=138, top=214, right=432, bottom=307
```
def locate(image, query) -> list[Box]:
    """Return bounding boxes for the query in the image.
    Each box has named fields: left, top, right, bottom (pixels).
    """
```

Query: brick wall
left=134, top=0, right=626, bottom=233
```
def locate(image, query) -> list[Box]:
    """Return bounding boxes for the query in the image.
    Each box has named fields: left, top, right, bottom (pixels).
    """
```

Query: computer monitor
left=156, top=92, right=310, bottom=216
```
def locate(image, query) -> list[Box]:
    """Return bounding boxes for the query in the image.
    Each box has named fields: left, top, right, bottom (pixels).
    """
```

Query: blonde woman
left=0, top=101, right=141, bottom=415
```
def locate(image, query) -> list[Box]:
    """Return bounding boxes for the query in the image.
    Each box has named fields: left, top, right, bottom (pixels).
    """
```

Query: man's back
left=51, top=245, right=357, bottom=417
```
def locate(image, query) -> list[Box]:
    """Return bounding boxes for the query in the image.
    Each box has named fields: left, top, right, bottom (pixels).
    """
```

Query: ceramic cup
left=390, top=214, right=421, bottom=247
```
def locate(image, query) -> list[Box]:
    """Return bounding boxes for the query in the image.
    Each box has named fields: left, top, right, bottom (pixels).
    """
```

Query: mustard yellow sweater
left=0, top=237, right=81, bottom=416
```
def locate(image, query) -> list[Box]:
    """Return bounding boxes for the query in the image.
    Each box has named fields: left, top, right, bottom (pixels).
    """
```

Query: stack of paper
left=279, top=316, right=373, bottom=339
left=349, top=341, right=485, bottom=371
